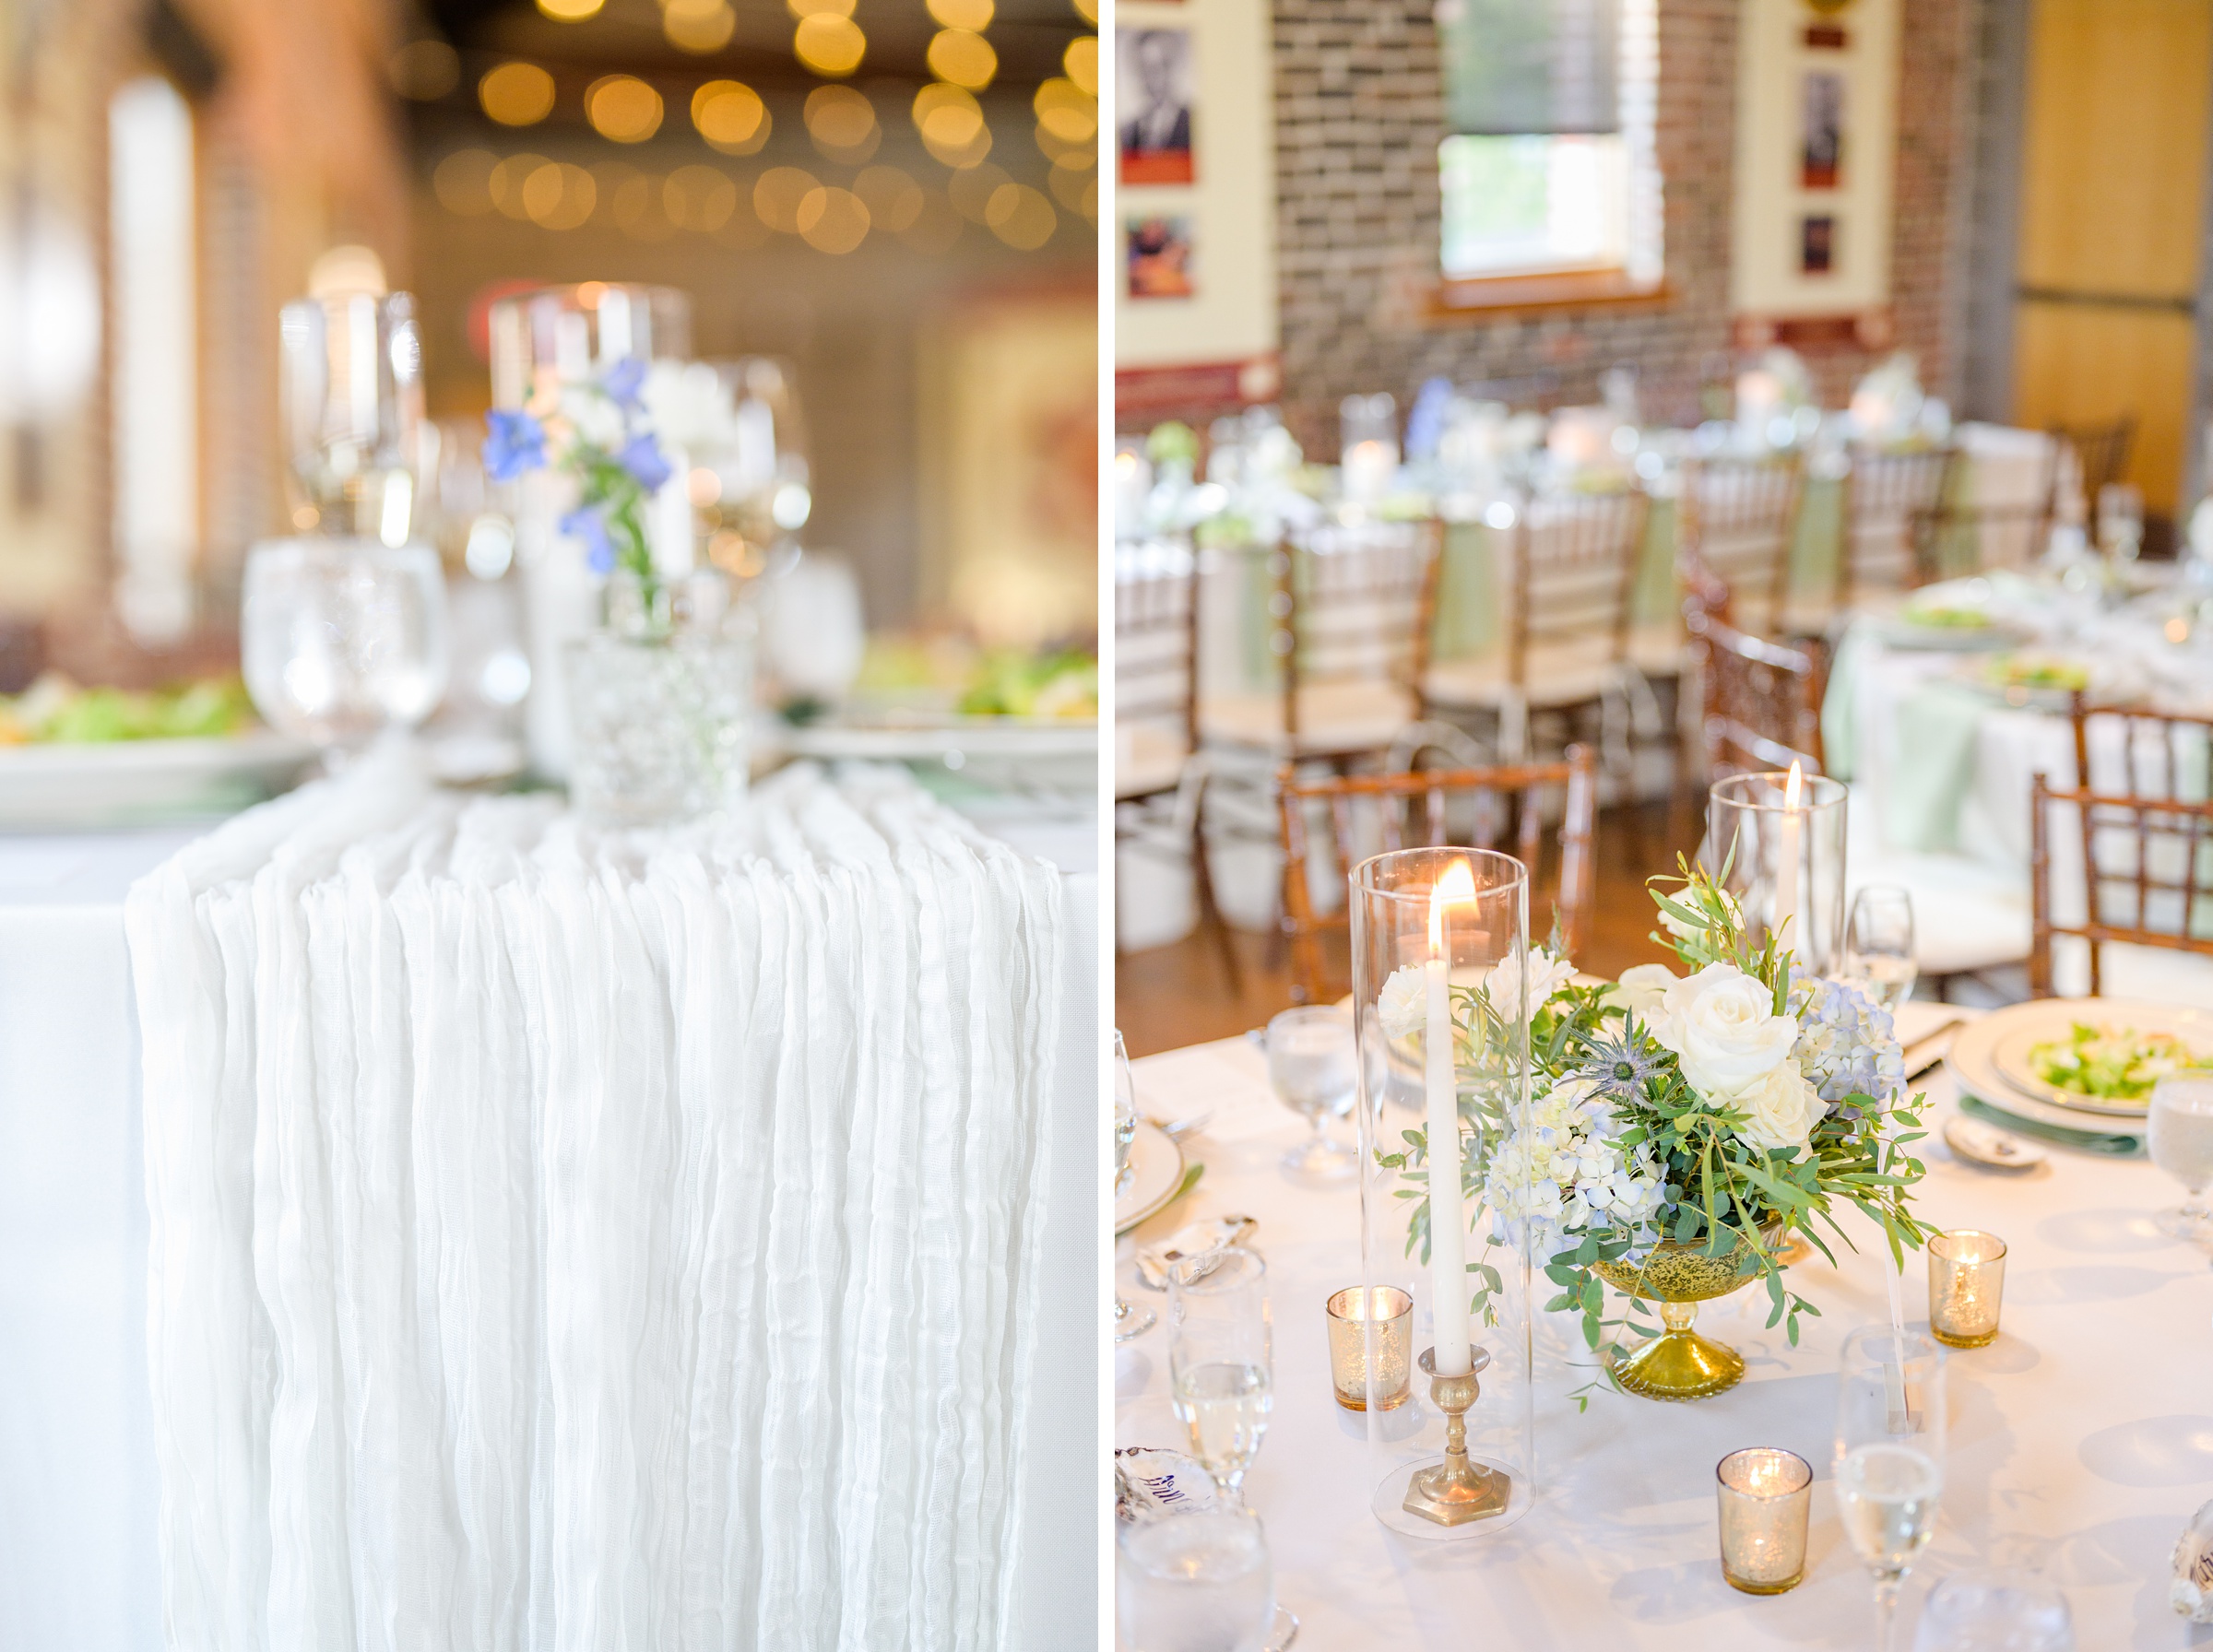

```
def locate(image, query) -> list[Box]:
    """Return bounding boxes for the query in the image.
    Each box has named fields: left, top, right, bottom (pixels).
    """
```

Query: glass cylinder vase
left=1705, top=771, right=1849, bottom=977
left=1349, top=845, right=1535, bottom=1541
left=563, top=573, right=753, bottom=827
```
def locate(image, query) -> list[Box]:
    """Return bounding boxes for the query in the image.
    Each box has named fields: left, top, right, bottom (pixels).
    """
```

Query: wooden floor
left=1116, top=787, right=1710, bottom=1056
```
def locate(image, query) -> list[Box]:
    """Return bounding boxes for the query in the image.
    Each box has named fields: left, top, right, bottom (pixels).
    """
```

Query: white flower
left=559, top=384, right=627, bottom=450
left=1487, top=946, right=1576, bottom=1023
left=1378, top=964, right=1426, bottom=1041
left=642, top=360, right=740, bottom=451
left=1608, top=962, right=1677, bottom=1020
left=1722, top=1058, right=1829, bottom=1154
left=1647, top=962, right=1800, bottom=1098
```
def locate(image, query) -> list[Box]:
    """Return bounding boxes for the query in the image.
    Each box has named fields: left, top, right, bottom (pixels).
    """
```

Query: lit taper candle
left=1425, top=860, right=1475, bottom=1377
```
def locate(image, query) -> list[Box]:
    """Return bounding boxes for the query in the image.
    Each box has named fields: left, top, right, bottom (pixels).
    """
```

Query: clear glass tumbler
left=1707, top=770, right=1849, bottom=975
left=1846, top=885, right=1918, bottom=1010
left=241, top=537, right=449, bottom=756
left=1911, top=1567, right=2075, bottom=1651
left=2148, top=1074, right=2213, bottom=1248
left=1117, top=1509, right=1277, bottom=1652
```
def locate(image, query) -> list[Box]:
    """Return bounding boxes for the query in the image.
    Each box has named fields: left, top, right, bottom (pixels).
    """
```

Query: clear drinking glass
left=1911, top=1568, right=2076, bottom=1651
left=1847, top=885, right=1919, bottom=1010
left=241, top=537, right=450, bottom=757
left=278, top=290, right=426, bottom=541
left=1114, top=1030, right=1157, bottom=1342
left=1167, top=1246, right=1272, bottom=1508
left=1839, top=1443, right=1944, bottom=1652
left=2148, top=1074, right=2213, bottom=1248
left=1117, top=1509, right=1278, bottom=1652
left=1265, top=1006, right=1359, bottom=1180
left=699, top=357, right=811, bottom=583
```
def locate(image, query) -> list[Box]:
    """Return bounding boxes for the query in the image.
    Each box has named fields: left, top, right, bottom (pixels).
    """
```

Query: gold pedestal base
left=1604, top=1306, right=1746, bottom=1402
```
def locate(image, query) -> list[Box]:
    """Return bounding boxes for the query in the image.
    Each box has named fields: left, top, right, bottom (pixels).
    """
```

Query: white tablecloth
left=0, top=767, right=1096, bottom=1652
left=1119, top=1003, right=2213, bottom=1649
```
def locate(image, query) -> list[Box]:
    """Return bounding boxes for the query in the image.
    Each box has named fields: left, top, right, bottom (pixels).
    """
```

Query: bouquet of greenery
left=1380, top=858, right=1933, bottom=1394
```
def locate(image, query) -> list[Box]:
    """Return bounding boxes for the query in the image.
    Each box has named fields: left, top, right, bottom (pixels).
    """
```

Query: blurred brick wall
left=1169, top=0, right=1976, bottom=454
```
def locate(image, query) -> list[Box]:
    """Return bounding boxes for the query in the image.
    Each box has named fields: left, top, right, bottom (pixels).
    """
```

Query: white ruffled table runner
left=125, top=754, right=1065, bottom=1652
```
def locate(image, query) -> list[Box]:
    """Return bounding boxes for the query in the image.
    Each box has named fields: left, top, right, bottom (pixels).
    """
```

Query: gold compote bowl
left=1592, top=1226, right=1782, bottom=1401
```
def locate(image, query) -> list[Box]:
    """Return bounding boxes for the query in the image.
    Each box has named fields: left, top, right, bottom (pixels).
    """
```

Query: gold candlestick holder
left=1402, top=1346, right=1510, bottom=1526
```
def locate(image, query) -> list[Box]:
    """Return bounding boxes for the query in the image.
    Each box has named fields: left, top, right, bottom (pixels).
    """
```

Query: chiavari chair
left=1274, top=746, right=1598, bottom=1006
left=1678, top=453, right=1805, bottom=638
left=1840, top=444, right=1954, bottom=609
left=1114, top=535, right=1238, bottom=985
left=1685, top=594, right=1825, bottom=783
left=1198, top=519, right=1441, bottom=766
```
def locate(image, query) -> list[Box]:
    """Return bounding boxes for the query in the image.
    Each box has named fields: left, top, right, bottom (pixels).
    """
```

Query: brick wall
left=1256, top=0, right=1976, bottom=456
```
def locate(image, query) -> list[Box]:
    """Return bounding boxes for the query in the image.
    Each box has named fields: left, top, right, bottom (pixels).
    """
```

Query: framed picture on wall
left=1801, top=70, right=1844, bottom=188
left=1800, top=214, right=1837, bottom=274
left=1118, top=27, right=1196, bottom=184
left=1126, top=217, right=1196, bottom=298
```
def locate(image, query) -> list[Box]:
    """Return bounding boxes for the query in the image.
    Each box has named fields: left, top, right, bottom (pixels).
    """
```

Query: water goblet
left=1167, top=1246, right=1272, bottom=1509
left=1114, top=1031, right=1157, bottom=1342
left=2148, top=1074, right=2213, bottom=1249
left=1846, top=885, right=1918, bottom=1010
left=1838, top=1442, right=1944, bottom=1652
left=1911, top=1567, right=2075, bottom=1650
left=1263, top=1006, right=1358, bottom=1181
left=1117, top=1508, right=1296, bottom=1652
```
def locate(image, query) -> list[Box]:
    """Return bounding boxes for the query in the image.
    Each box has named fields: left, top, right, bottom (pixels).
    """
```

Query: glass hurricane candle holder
left=1349, top=845, right=1534, bottom=1541
left=1928, top=1230, right=2007, bottom=1349
left=1716, top=1447, right=1813, bottom=1594
left=1706, top=770, right=1849, bottom=975
left=1325, top=1286, right=1413, bottom=1412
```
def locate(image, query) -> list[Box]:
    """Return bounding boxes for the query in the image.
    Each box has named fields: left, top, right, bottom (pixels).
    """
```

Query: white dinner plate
left=1943, top=997, right=2206, bottom=1130
left=1981, top=998, right=2213, bottom=1115
left=777, top=717, right=1096, bottom=762
left=1116, top=1119, right=1186, bottom=1236
left=0, top=734, right=316, bottom=830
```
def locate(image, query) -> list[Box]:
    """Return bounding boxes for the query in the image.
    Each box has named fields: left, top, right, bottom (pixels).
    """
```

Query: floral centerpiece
left=1381, top=858, right=1933, bottom=1401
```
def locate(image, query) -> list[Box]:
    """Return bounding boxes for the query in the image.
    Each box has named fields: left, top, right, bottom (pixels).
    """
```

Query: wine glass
left=1846, top=885, right=1918, bottom=1011
left=1837, top=1326, right=1947, bottom=1651
left=1167, top=1246, right=1272, bottom=1509
left=1117, top=1509, right=1281, bottom=1652
left=1114, top=1031, right=1156, bottom=1342
left=241, top=538, right=450, bottom=761
left=2148, top=1074, right=2213, bottom=1248
left=1839, top=1443, right=1943, bottom=1652
left=1911, top=1568, right=2075, bottom=1650
left=1264, top=1006, right=1358, bottom=1181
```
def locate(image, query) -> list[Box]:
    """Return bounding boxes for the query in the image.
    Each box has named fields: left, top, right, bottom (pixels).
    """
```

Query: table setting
left=0, top=269, right=1099, bottom=1652
left=1115, top=766, right=2213, bottom=1650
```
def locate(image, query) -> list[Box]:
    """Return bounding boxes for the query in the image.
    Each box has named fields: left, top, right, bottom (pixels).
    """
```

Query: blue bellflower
left=561, top=505, right=616, bottom=574
left=619, top=433, right=672, bottom=492
left=482, top=408, right=547, bottom=482
left=601, top=356, right=648, bottom=412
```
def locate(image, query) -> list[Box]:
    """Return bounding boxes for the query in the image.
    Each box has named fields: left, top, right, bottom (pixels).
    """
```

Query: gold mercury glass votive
left=1715, top=1447, right=1813, bottom=1595
left=1325, top=1286, right=1413, bottom=1410
left=1929, top=1229, right=2007, bottom=1348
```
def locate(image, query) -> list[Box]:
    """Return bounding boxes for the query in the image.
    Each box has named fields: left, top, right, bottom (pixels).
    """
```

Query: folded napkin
left=1957, top=1093, right=2143, bottom=1155
left=1883, top=679, right=1991, bottom=853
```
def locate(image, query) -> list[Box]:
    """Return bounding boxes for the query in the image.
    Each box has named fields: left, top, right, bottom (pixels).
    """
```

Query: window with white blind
left=1435, top=0, right=1662, bottom=286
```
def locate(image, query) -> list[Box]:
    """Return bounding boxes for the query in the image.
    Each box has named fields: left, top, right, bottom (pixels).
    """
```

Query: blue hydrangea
left=560, top=505, right=615, bottom=574
left=618, top=433, right=671, bottom=492
left=482, top=408, right=546, bottom=482
left=1788, top=968, right=1904, bottom=1108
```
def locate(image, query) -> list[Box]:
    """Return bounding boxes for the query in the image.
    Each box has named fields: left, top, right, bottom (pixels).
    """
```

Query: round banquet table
left=1118, top=1001, right=2213, bottom=1649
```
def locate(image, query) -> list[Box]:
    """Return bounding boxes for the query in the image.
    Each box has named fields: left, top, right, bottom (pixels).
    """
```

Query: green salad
left=2027, top=1021, right=2210, bottom=1102
left=1901, top=603, right=1992, bottom=631
left=0, top=673, right=254, bottom=746
left=956, top=650, right=1097, bottom=720
left=1983, top=653, right=2090, bottom=692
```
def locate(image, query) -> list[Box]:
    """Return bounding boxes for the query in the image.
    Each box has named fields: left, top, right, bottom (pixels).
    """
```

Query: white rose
left=559, top=385, right=627, bottom=450
left=1608, top=962, right=1677, bottom=1020
left=1723, top=1058, right=1829, bottom=1154
left=1488, top=946, right=1575, bottom=1023
left=1648, top=962, right=1799, bottom=1097
left=1378, top=964, right=1426, bottom=1041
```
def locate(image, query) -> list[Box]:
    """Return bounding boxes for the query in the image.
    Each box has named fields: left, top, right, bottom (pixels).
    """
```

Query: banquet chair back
left=1114, top=536, right=1201, bottom=799
left=2066, top=695, right=2213, bottom=806
left=1505, top=486, right=1651, bottom=687
left=1841, top=445, right=1954, bottom=604
left=1276, top=744, right=1598, bottom=1004
left=2049, top=416, right=2136, bottom=510
left=2030, top=775, right=2213, bottom=997
left=1685, top=598, right=1824, bottom=781
left=1272, top=519, right=1442, bottom=744
left=1678, top=453, right=1805, bottom=636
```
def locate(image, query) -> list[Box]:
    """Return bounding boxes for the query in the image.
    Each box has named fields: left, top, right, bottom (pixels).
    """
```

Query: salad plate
left=0, top=732, right=315, bottom=829
left=1947, top=998, right=2212, bottom=1127
left=1115, top=1119, right=1186, bottom=1236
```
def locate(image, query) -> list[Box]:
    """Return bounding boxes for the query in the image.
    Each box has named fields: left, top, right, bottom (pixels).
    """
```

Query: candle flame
left=1783, top=760, right=1804, bottom=809
left=1428, top=859, right=1476, bottom=954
